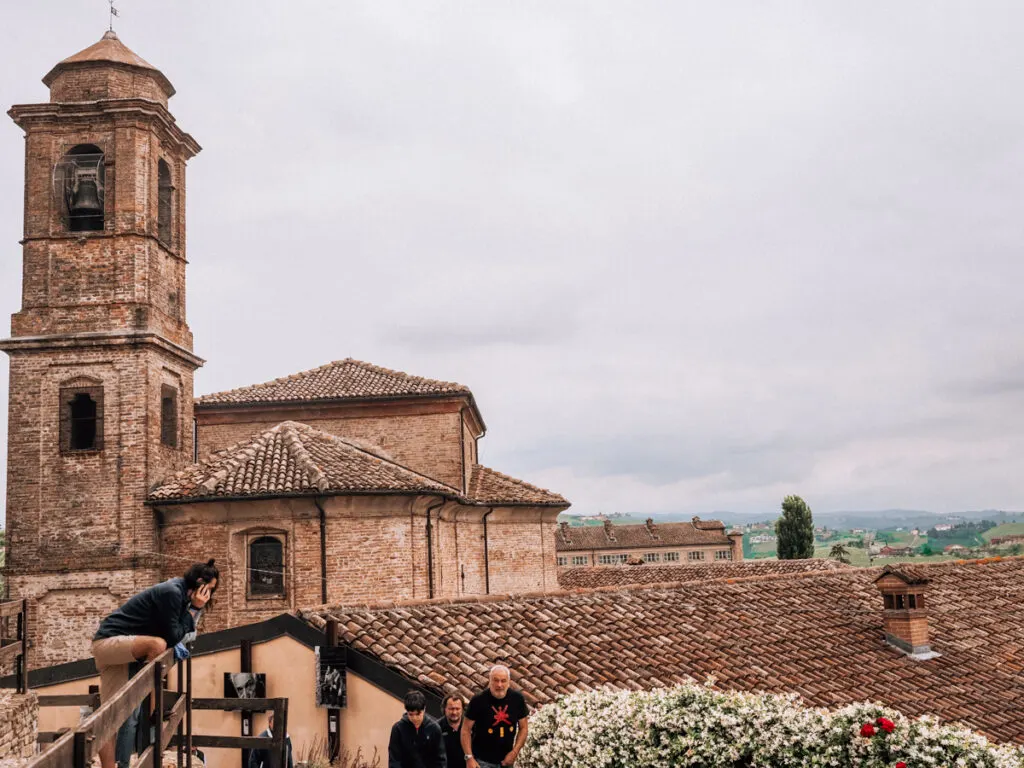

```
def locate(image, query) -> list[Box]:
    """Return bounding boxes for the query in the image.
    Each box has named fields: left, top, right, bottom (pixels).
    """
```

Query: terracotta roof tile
left=303, top=557, right=1024, bottom=745
left=555, top=518, right=731, bottom=551
left=149, top=421, right=456, bottom=501
left=468, top=465, right=567, bottom=506
left=196, top=358, right=470, bottom=407
left=558, top=558, right=849, bottom=589
left=150, top=422, right=566, bottom=508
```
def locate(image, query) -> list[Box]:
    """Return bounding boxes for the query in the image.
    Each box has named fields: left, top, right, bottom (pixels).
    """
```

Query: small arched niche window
left=54, top=144, right=105, bottom=232
left=249, top=536, right=285, bottom=597
left=60, top=385, right=104, bottom=452
left=157, top=159, right=172, bottom=245
left=160, top=384, right=179, bottom=448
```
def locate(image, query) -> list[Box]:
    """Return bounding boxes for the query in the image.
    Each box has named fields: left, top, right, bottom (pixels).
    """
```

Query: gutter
left=314, top=498, right=328, bottom=604
left=482, top=507, right=494, bottom=594
left=424, top=499, right=445, bottom=599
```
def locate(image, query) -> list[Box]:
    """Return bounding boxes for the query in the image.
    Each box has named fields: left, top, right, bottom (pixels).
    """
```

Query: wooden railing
left=25, top=647, right=185, bottom=768
left=26, top=647, right=289, bottom=768
left=0, top=598, right=30, bottom=693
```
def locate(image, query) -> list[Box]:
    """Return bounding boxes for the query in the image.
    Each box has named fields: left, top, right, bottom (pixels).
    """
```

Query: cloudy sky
left=2, top=1, right=1023, bottom=524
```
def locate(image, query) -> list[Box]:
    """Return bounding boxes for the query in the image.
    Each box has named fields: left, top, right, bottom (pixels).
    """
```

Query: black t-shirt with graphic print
left=465, top=689, right=529, bottom=764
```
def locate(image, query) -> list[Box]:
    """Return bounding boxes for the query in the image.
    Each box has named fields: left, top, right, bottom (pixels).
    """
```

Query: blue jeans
left=115, top=704, right=141, bottom=768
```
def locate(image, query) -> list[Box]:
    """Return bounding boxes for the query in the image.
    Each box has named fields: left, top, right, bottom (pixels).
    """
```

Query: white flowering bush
left=518, top=683, right=1024, bottom=768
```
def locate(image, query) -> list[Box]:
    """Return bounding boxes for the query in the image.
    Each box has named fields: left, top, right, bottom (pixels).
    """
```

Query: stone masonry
left=0, top=689, right=38, bottom=761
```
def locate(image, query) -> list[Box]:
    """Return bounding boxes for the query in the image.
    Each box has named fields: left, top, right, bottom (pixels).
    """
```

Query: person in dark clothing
left=461, top=666, right=529, bottom=768
left=248, top=710, right=293, bottom=768
left=388, top=690, right=446, bottom=768
left=91, top=559, right=219, bottom=768
left=439, top=694, right=465, bottom=768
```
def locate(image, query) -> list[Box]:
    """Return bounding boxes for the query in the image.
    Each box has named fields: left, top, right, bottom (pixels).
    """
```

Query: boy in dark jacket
left=91, top=559, right=219, bottom=768
left=388, top=690, right=446, bottom=768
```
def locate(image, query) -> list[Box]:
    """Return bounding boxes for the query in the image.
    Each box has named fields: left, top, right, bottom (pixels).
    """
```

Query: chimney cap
left=874, top=564, right=930, bottom=586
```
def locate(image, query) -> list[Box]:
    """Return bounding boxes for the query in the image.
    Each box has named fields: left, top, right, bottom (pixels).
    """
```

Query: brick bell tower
left=2, top=31, right=202, bottom=667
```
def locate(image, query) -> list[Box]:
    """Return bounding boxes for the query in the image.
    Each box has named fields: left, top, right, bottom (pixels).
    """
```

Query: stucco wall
left=27, top=634, right=413, bottom=768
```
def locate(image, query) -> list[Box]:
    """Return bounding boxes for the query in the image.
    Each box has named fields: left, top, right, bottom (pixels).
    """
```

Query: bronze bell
left=69, top=177, right=103, bottom=231
left=70, top=178, right=102, bottom=217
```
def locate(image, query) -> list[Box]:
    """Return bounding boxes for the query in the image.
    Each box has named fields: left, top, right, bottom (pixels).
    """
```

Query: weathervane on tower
left=108, top=0, right=119, bottom=32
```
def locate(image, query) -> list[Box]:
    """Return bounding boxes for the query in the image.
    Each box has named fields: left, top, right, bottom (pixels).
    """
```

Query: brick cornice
left=0, top=330, right=204, bottom=369
left=8, top=99, right=200, bottom=157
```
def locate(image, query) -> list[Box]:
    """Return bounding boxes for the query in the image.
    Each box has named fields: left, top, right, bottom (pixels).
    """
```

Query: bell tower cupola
left=1, top=31, right=203, bottom=667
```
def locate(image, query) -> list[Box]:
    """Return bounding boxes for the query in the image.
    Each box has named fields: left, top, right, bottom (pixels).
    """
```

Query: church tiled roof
left=149, top=421, right=455, bottom=501
left=558, top=557, right=850, bottom=589
left=301, top=557, right=1024, bottom=746
left=149, top=422, right=566, bottom=507
left=196, top=358, right=471, bottom=407
left=468, top=465, right=567, bottom=506
left=43, top=30, right=174, bottom=95
left=555, top=518, right=732, bottom=551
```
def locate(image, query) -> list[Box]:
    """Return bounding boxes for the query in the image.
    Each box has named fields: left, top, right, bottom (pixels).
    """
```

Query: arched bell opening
left=54, top=144, right=105, bottom=232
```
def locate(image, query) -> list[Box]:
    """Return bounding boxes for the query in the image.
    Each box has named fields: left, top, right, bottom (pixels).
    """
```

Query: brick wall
left=0, top=690, right=37, bottom=760
left=3, top=62, right=199, bottom=668
left=198, top=407, right=465, bottom=489
left=156, top=496, right=564, bottom=634
left=48, top=65, right=170, bottom=107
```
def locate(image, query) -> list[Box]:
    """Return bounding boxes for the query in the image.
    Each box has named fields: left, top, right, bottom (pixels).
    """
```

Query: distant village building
left=877, top=545, right=915, bottom=557
left=554, top=518, right=742, bottom=568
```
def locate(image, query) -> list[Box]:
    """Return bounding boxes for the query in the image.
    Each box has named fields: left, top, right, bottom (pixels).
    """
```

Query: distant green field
left=983, top=522, right=1024, bottom=542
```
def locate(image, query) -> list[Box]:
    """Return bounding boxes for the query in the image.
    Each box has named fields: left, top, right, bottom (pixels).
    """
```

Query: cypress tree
left=775, top=495, right=815, bottom=559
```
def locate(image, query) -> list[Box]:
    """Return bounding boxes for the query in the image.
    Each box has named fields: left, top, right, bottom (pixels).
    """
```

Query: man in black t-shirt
left=461, top=666, right=529, bottom=768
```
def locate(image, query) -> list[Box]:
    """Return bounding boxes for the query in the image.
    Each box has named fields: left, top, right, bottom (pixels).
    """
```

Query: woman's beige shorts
left=91, top=636, right=137, bottom=700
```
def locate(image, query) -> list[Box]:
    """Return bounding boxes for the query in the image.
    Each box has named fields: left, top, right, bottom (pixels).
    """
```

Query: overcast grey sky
left=2, top=2, right=1024, bottom=524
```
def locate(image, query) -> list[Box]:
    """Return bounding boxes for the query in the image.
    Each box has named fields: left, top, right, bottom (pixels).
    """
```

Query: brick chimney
left=874, top=566, right=937, bottom=659
left=558, top=521, right=571, bottom=544
left=603, top=519, right=616, bottom=542
left=645, top=518, right=660, bottom=540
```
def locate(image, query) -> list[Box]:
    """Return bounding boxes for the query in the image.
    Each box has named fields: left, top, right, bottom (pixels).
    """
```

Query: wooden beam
left=25, top=728, right=75, bottom=768
left=162, top=695, right=187, bottom=752
left=0, top=643, right=20, bottom=666
left=37, top=694, right=101, bottom=708
left=170, top=735, right=276, bottom=750
left=37, top=729, right=70, bottom=744
left=74, top=649, right=176, bottom=766
left=191, top=697, right=276, bottom=711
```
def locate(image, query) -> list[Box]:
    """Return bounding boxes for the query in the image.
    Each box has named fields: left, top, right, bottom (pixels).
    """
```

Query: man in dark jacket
left=91, top=559, right=219, bottom=768
left=248, top=710, right=293, bottom=768
left=389, top=690, right=446, bottom=768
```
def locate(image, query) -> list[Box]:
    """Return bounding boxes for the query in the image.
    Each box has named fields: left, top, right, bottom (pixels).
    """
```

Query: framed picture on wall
left=315, top=646, right=347, bottom=708
left=224, top=672, right=266, bottom=699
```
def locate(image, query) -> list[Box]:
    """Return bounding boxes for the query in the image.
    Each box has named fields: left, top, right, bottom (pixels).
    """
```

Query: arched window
left=60, top=385, right=104, bottom=452
left=55, top=144, right=105, bottom=232
left=249, top=536, right=285, bottom=596
left=157, top=159, right=172, bottom=245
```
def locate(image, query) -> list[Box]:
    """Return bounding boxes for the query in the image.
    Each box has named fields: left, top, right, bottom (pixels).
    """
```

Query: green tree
left=919, top=544, right=934, bottom=556
left=828, top=542, right=851, bottom=565
left=775, top=495, right=815, bottom=559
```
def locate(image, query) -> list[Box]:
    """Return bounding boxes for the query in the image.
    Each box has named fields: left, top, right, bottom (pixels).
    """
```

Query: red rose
left=895, top=762, right=907, bottom=768
left=877, top=717, right=896, bottom=734
left=860, top=723, right=876, bottom=737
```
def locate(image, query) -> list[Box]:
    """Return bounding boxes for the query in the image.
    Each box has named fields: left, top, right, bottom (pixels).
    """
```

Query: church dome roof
left=43, top=30, right=174, bottom=97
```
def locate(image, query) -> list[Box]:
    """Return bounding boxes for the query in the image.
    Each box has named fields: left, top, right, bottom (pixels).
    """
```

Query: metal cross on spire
left=108, top=0, right=120, bottom=32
